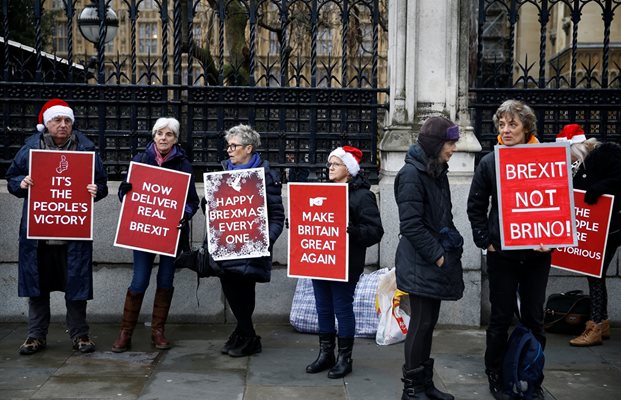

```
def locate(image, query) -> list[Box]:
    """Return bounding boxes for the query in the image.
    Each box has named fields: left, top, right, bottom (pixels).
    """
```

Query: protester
left=304, top=146, right=384, bottom=379
left=209, top=124, right=285, bottom=357
left=6, top=98, right=109, bottom=355
left=112, top=117, right=199, bottom=352
left=395, top=116, right=464, bottom=400
left=556, top=124, right=621, bottom=346
left=467, top=100, right=550, bottom=400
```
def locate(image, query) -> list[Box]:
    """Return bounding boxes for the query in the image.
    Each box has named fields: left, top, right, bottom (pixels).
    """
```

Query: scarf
left=151, top=143, right=177, bottom=166
left=226, top=152, right=262, bottom=170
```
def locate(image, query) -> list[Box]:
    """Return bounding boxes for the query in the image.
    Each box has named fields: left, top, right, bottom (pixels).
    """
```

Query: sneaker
left=220, top=331, right=241, bottom=355
left=19, top=337, right=47, bottom=355
left=228, top=335, right=262, bottom=357
left=72, top=335, right=96, bottom=353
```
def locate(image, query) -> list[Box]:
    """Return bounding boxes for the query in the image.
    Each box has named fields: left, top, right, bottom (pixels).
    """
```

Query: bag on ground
left=375, top=268, right=410, bottom=345
left=543, top=290, right=591, bottom=335
left=502, top=324, right=545, bottom=399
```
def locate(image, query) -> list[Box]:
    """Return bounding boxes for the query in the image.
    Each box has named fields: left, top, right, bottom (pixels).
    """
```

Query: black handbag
left=544, top=290, right=591, bottom=334
left=174, top=246, right=222, bottom=278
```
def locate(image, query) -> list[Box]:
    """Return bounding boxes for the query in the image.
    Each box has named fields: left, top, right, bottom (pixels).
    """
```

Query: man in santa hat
left=5, top=98, right=108, bottom=355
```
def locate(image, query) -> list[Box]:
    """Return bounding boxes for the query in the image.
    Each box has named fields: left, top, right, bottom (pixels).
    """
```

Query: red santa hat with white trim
left=555, top=124, right=586, bottom=144
left=328, top=145, right=363, bottom=177
left=36, top=98, right=75, bottom=132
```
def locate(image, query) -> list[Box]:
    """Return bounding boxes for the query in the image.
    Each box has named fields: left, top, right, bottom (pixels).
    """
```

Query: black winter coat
left=394, top=144, right=464, bottom=300
left=573, top=142, right=621, bottom=234
left=214, top=158, right=285, bottom=282
left=346, top=174, right=384, bottom=282
left=467, top=150, right=552, bottom=262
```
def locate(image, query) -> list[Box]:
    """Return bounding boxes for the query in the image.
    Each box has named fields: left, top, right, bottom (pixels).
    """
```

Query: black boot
left=486, top=369, right=512, bottom=400
left=227, top=334, right=262, bottom=357
left=306, top=333, right=336, bottom=373
left=327, top=337, right=353, bottom=379
left=422, top=359, right=454, bottom=400
left=402, top=365, right=431, bottom=400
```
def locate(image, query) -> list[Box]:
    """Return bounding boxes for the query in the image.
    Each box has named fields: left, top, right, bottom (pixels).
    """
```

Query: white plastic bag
left=375, top=268, right=410, bottom=345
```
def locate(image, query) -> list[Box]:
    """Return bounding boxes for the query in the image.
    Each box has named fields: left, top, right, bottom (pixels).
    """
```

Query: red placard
left=287, top=183, right=349, bottom=282
left=114, top=162, right=191, bottom=256
left=27, top=150, right=94, bottom=240
left=495, top=143, right=577, bottom=249
left=552, top=190, right=614, bottom=278
left=203, top=168, right=270, bottom=261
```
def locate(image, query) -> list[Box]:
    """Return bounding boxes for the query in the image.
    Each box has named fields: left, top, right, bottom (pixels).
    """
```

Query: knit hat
left=417, top=116, right=459, bottom=157
left=36, top=98, right=75, bottom=132
left=328, top=146, right=363, bottom=177
left=555, top=124, right=586, bottom=144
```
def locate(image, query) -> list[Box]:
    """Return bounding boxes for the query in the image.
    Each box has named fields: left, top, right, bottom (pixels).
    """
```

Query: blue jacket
left=214, top=158, right=285, bottom=282
left=118, top=142, right=200, bottom=251
left=6, top=130, right=109, bottom=300
left=394, top=144, right=464, bottom=300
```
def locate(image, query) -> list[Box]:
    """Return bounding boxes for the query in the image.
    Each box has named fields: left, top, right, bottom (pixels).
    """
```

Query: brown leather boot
left=602, top=319, right=611, bottom=340
left=112, top=290, right=144, bottom=353
left=569, top=320, right=602, bottom=347
left=151, top=287, right=174, bottom=350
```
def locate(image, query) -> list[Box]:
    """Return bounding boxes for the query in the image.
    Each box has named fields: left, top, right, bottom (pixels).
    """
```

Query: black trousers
left=404, top=295, right=441, bottom=369
left=485, top=251, right=551, bottom=373
left=587, top=230, right=621, bottom=322
left=220, top=275, right=256, bottom=337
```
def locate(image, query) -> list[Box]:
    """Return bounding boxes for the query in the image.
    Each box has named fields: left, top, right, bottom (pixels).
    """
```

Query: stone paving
left=0, top=323, right=620, bottom=399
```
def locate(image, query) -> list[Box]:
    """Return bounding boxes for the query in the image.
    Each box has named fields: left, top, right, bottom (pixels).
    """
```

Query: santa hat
left=328, top=145, right=362, bottom=177
left=555, top=124, right=586, bottom=144
left=36, top=98, right=75, bottom=132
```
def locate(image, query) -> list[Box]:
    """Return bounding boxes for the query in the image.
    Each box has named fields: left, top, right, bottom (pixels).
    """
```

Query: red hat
left=37, top=98, right=75, bottom=132
left=328, top=145, right=363, bottom=176
left=555, top=124, right=586, bottom=144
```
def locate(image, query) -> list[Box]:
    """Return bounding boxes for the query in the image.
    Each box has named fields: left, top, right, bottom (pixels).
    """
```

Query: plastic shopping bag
left=375, top=268, right=410, bottom=345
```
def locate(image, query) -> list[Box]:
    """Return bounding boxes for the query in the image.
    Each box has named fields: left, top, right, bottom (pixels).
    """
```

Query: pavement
left=0, top=323, right=620, bottom=400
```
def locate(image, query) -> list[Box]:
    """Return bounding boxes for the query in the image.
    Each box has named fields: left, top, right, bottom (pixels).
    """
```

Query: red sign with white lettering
left=287, top=183, right=349, bottom=281
left=496, top=143, right=577, bottom=249
left=552, top=190, right=614, bottom=278
left=114, top=162, right=191, bottom=256
left=27, top=150, right=94, bottom=240
left=203, top=168, right=270, bottom=261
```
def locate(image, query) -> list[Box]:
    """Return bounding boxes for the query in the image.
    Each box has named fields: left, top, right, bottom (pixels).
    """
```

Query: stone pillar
left=379, top=0, right=483, bottom=326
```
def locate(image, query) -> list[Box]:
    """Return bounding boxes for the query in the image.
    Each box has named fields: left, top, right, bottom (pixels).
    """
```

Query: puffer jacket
left=467, top=150, right=554, bottom=263
left=346, top=174, right=384, bottom=282
left=215, top=158, right=285, bottom=282
left=6, top=130, right=109, bottom=300
left=394, top=144, right=464, bottom=300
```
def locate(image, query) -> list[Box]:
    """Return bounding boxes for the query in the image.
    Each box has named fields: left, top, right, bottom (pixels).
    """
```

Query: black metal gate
left=470, top=0, right=621, bottom=158
left=0, top=0, right=388, bottom=182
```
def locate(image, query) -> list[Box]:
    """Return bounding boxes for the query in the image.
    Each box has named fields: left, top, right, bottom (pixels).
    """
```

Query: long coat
left=6, top=130, right=109, bottom=300
left=346, top=174, right=384, bottom=282
left=214, top=158, right=285, bottom=282
left=394, top=144, right=464, bottom=300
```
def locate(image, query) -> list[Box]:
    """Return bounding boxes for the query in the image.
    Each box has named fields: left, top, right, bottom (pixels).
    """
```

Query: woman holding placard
left=304, top=146, right=383, bottom=379
left=211, top=124, right=285, bottom=357
left=557, top=124, right=621, bottom=346
left=111, top=117, right=199, bottom=353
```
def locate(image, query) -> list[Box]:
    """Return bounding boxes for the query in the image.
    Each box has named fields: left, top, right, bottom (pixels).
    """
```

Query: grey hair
left=493, top=100, right=537, bottom=140
left=571, top=137, right=601, bottom=164
left=152, top=117, right=180, bottom=139
left=225, top=124, right=261, bottom=150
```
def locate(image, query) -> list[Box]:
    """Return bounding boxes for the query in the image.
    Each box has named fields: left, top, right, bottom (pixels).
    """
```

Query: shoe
left=533, top=386, right=546, bottom=399
left=72, top=335, right=96, bottom=353
left=221, top=331, right=241, bottom=355
left=569, top=321, right=602, bottom=347
left=306, top=333, right=336, bottom=373
left=486, top=369, right=511, bottom=400
left=327, top=337, right=354, bottom=379
left=602, top=319, right=610, bottom=340
left=422, top=359, right=454, bottom=400
left=19, top=337, right=47, bottom=355
left=228, top=335, right=262, bottom=357
left=401, top=365, right=431, bottom=400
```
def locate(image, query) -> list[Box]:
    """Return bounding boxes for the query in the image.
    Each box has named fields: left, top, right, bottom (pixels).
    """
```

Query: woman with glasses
left=213, top=124, right=285, bottom=357
left=305, top=146, right=383, bottom=379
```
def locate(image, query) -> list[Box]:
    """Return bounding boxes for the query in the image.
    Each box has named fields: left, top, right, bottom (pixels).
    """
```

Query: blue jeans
left=312, top=279, right=358, bottom=337
left=129, top=250, right=175, bottom=293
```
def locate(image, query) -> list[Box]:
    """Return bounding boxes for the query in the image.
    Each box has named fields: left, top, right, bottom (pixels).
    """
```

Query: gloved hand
left=346, top=224, right=360, bottom=238
left=177, top=214, right=190, bottom=230
left=200, top=197, right=207, bottom=214
left=584, top=190, right=602, bottom=205
left=118, top=181, right=133, bottom=201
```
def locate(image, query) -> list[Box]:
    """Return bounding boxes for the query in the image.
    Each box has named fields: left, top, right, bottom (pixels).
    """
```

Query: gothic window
left=138, top=22, right=158, bottom=54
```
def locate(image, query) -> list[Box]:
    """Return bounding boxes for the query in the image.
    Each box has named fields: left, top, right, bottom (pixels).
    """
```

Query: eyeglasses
left=226, top=143, right=246, bottom=151
left=326, top=162, right=345, bottom=169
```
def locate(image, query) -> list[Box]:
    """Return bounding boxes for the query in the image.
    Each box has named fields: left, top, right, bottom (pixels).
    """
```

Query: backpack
left=502, top=324, right=545, bottom=399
